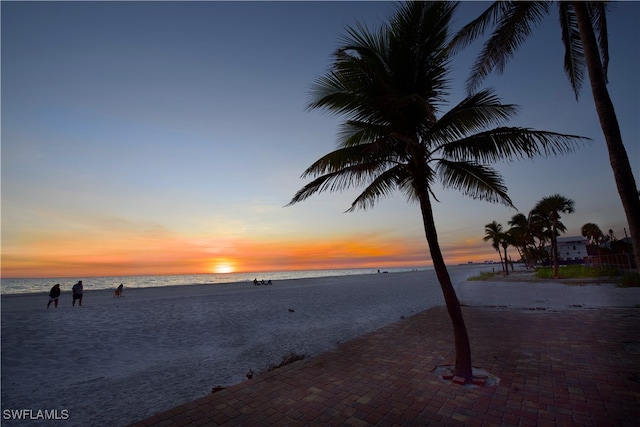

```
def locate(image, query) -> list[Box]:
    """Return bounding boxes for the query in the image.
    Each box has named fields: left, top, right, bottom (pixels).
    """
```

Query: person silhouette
left=72, top=281, right=83, bottom=306
left=47, top=284, right=61, bottom=308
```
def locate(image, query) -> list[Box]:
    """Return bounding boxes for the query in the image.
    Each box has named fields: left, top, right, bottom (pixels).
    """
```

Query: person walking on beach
left=47, top=284, right=61, bottom=308
left=72, top=281, right=83, bottom=306
left=115, top=283, right=124, bottom=297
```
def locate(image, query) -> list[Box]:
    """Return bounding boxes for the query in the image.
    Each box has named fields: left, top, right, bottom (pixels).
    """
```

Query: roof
left=556, top=236, right=589, bottom=244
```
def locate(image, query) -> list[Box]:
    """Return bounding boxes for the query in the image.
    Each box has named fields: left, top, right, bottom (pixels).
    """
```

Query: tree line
left=484, top=194, right=574, bottom=278
left=484, top=194, right=634, bottom=278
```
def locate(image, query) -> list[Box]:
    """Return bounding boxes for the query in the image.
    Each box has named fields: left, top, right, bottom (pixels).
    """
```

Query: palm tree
left=288, top=2, right=587, bottom=382
left=508, top=213, right=536, bottom=267
left=450, top=1, right=640, bottom=271
left=582, top=222, right=605, bottom=257
left=581, top=222, right=604, bottom=245
left=529, top=208, right=556, bottom=262
left=500, top=232, right=513, bottom=275
left=534, top=194, right=575, bottom=278
left=483, top=221, right=505, bottom=273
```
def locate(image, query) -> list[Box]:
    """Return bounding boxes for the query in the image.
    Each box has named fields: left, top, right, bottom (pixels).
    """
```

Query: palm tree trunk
left=515, top=246, right=524, bottom=266
left=502, top=244, right=509, bottom=276
left=418, top=190, right=473, bottom=382
left=574, top=3, right=640, bottom=270
left=552, top=218, right=559, bottom=278
left=496, top=247, right=505, bottom=273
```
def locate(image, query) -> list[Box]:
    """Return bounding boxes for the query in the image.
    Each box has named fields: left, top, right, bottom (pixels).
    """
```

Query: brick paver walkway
left=129, top=306, right=640, bottom=426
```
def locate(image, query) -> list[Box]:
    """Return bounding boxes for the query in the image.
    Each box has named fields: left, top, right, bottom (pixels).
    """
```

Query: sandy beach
left=2, top=265, right=639, bottom=426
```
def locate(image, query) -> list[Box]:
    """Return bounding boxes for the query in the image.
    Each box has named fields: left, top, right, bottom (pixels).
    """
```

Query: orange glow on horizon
left=1, top=229, right=501, bottom=279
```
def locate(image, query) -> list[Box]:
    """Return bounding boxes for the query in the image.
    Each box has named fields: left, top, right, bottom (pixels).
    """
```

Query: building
left=555, top=236, right=589, bottom=263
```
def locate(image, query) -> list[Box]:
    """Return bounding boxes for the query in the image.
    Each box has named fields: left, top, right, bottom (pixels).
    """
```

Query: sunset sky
left=2, top=1, right=639, bottom=278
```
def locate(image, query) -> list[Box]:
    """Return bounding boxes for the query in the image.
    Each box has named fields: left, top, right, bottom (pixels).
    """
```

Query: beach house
left=554, top=236, right=589, bottom=264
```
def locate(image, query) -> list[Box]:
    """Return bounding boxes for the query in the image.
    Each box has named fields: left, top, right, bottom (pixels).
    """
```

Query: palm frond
left=346, top=164, right=408, bottom=212
left=337, top=120, right=387, bottom=148
left=287, top=173, right=339, bottom=206
left=448, top=1, right=509, bottom=54
left=436, top=160, right=514, bottom=207
left=288, top=157, right=391, bottom=207
left=307, top=24, right=392, bottom=124
left=389, top=1, right=456, bottom=75
left=299, top=144, right=388, bottom=179
left=588, top=1, right=610, bottom=82
left=558, top=3, right=585, bottom=100
left=309, top=65, right=383, bottom=122
left=466, top=1, right=551, bottom=94
left=426, top=89, right=519, bottom=146
left=307, top=72, right=359, bottom=116
left=439, top=127, right=590, bottom=163
left=339, top=22, right=389, bottom=65
left=556, top=222, right=568, bottom=233
left=534, top=194, right=576, bottom=216
left=507, top=213, right=527, bottom=228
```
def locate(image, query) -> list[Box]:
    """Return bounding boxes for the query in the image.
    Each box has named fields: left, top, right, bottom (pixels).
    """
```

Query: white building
left=555, top=236, right=589, bottom=262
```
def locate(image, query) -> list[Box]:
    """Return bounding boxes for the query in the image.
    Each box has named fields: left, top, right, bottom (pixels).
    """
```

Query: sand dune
left=2, top=265, right=638, bottom=426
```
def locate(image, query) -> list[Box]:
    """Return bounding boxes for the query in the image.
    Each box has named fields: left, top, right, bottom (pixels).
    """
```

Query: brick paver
left=129, top=306, right=640, bottom=426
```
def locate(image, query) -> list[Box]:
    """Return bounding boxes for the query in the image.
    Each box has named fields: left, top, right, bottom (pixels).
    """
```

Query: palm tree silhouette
left=535, top=194, right=575, bottom=278
left=483, top=221, right=506, bottom=273
left=289, top=2, right=587, bottom=382
left=450, top=1, right=640, bottom=270
left=500, top=235, right=513, bottom=275
left=581, top=222, right=605, bottom=246
left=508, top=213, right=533, bottom=267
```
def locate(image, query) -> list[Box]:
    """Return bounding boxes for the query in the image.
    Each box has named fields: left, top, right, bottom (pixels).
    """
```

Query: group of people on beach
left=47, top=282, right=124, bottom=308
left=47, top=281, right=83, bottom=308
left=253, top=278, right=272, bottom=286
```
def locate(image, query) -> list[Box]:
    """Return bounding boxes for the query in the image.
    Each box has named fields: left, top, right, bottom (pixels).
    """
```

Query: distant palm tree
left=508, top=213, right=535, bottom=267
left=581, top=222, right=604, bottom=245
left=483, top=221, right=505, bottom=272
left=450, top=1, right=640, bottom=271
left=288, top=2, right=587, bottom=382
left=530, top=208, right=558, bottom=259
left=534, top=194, right=575, bottom=278
left=501, top=231, right=513, bottom=275
left=582, top=222, right=605, bottom=257
left=509, top=209, right=550, bottom=267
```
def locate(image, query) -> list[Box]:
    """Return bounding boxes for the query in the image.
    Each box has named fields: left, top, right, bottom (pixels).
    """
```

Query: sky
left=2, top=1, right=639, bottom=278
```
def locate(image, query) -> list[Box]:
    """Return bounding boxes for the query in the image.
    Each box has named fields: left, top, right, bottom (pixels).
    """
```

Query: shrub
left=619, top=272, right=640, bottom=288
left=534, top=265, right=619, bottom=279
left=467, top=272, right=497, bottom=281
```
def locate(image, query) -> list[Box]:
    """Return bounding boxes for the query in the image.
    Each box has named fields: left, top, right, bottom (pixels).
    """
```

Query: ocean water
left=0, top=267, right=428, bottom=295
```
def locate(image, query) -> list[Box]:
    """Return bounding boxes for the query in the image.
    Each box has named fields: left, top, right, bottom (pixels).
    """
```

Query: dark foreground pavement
left=129, top=306, right=640, bottom=426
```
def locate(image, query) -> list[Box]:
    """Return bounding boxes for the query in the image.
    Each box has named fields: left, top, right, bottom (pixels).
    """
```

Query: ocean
left=0, top=267, right=428, bottom=295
